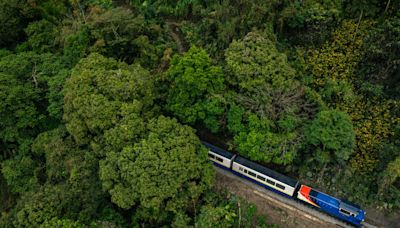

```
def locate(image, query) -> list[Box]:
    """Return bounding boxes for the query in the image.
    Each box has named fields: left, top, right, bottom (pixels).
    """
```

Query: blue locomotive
left=203, top=141, right=366, bottom=227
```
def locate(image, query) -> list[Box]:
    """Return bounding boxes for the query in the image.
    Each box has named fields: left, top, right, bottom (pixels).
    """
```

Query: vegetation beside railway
left=0, top=0, right=399, bottom=227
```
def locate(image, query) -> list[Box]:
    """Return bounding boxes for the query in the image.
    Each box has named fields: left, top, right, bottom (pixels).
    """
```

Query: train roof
left=309, top=187, right=340, bottom=208
left=234, top=156, right=298, bottom=187
left=201, top=141, right=236, bottom=159
left=304, top=185, right=364, bottom=214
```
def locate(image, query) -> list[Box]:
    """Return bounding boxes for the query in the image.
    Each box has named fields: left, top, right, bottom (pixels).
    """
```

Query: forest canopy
left=1, top=0, right=399, bottom=226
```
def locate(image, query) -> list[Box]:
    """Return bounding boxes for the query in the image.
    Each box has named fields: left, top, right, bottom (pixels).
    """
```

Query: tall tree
left=224, top=32, right=309, bottom=165
left=0, top=51, right=68, bottom=160
left=86, top=6, right=163, bottom=66
left=18, top=19, right=59, bottom=54
left=225, top=31, right=305, bottom=120
left=278, top=0, right=343, bottom=46
left=4, top=127, right=109, bottom=227
left=166, top=46, right=225, bottom=132
left=0, top=72, right=40, bottom=156
left=100, top=116, right=214, bottom=224
left=304, top=110, right=356, bottom=166
left=225, top=32, right=295, bottom=91
left=232, top=113, right=301, bottom=165
left=63, top=53, right=154, bottom=147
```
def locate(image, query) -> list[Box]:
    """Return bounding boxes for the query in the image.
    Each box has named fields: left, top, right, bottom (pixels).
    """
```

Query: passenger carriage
left=202, top=141, right=235, bottom=170
left=231, top=156, right=298, bottom=197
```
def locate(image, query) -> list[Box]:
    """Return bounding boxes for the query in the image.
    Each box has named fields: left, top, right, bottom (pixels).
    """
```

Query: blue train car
left=297, top=185, right=365, bottom=226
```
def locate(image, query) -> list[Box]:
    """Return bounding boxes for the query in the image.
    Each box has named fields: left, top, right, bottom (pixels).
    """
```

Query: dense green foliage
left=1, top=0, right=400, bottom=226
left=63, top=52, right=155, bottom=147
left=100, top=116, right=214, bottom=224
left=304, top=110, right=355, bottom=166
left=166, top=46, right=225, bottom=132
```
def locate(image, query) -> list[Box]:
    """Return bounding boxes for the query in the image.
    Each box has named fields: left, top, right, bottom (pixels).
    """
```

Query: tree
left=63, top=53, right=154, bottom=147
left=166, top=46, right=225, bottom=132
left=31, top=127, right=71, bottom=183
left=305, top=20, right=369, bottom=104
left=86, top=6, right=161, bottom=66
left=278, top=0, right=343, bottom=46
left=0, top=51, right=68, bottom=121
left=47, top=69, right=71, bottom=119
left=279, top=0, right=343, bottom=29
left=102, top=102, right=147, bottom=152
left=226, top=104, right=246, bottom=135
left=7, top=128, right=109, bottom=226
left=16, top=126, right=107, bottom=223
left=303, top=19, right=400, bottom=176
left=99, top=116, right=214, bottom=224
left=232, top=113, right=300, bottom=165
left=196, top=191, right=269, bottom=227
left=18, top=19, right=59, bottom=53
left=1, top=155, right=39, bottom=194
left=0, top=51, right=68, bottom=160
left=225, top=31, right=296, bottom=91
left=0, top=72, right=41, bottom=153
left=129, top=0, right=200, bottom=18
left=343, top=0, right=385, bottom=18
left=174, top=0, right=274, bottom=58
left=10, top=181, right=105, bottom=227
left=61, top=25, right=91, bottom=67
left=225, top=31, right=304, bottom=121
left=223, top=32, right=307, bottom=165
left=361, top=16, right=400, bottom=98
left=305, top=110, right=355, bottom=166
left=196, top=205, right=236, bottom=227
left=40, top=218, right=85, bottom=228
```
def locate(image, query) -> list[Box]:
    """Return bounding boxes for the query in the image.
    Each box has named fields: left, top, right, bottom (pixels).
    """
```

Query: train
left=202, top=141, right=366, bottom=227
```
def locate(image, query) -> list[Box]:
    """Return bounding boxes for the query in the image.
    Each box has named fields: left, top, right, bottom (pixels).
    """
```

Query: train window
left=339, top=208, right=351, bottom=216
left=208, top=154, right=215, bottom=159
left=266, top=179, right=275, bottom=185
left=276, top=183, right=285, bottom=190
left=257, top=175, right=266, bottom=182
left=239, top=167, right=243, bottom=171
left=244, top=169, right=247, bottom=173
left=215, top=157, right=223, bottom=162
left=248, top=171, right=256, bottom=177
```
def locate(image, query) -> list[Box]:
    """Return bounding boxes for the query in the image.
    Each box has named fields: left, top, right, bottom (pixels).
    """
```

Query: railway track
left=214, top=166, right=378, bottom=228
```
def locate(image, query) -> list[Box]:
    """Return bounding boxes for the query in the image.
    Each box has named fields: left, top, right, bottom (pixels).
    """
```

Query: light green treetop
left=305, top=109, right=355, bottom=165
left=100, top=115, right=214, bottom=222
left=63, top=53, right=154, bottom=146
left=166, top=46, right=225, bottom=132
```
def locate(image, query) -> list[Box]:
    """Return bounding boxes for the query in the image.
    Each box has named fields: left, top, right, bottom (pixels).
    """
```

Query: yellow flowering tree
left=305, top=20, right=400, bottom=173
